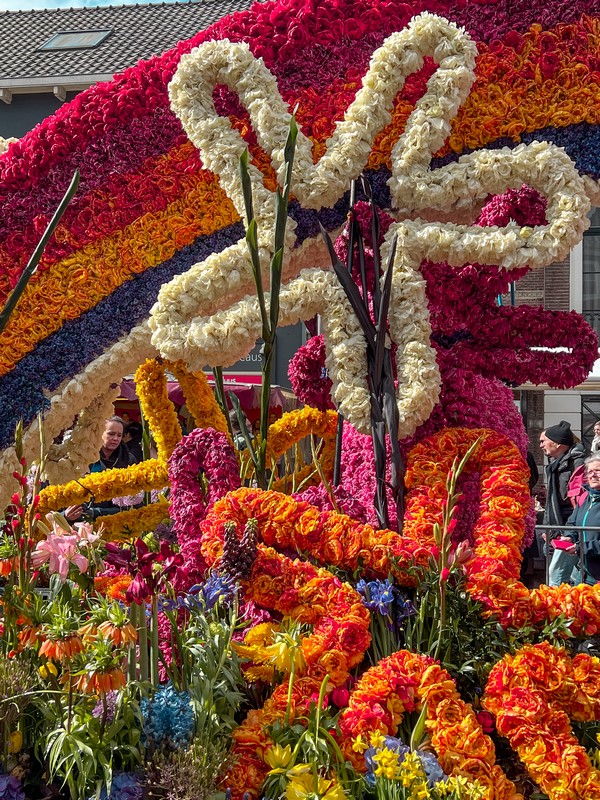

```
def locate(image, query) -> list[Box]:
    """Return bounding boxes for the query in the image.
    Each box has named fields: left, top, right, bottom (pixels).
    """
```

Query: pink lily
left=31, top=533, right=89, bottom=583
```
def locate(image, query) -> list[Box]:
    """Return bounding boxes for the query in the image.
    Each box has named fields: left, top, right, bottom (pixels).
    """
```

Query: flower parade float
left=2, top=0, right=600, bottom=799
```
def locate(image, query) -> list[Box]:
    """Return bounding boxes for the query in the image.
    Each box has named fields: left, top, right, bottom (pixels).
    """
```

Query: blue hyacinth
left=198, top=571, right=236, bottom=610
left=141, top=682, right=195, bottom=748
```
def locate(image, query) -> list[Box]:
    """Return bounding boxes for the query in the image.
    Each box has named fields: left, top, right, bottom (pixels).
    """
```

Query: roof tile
left=0, top=1, right=253, bottom=81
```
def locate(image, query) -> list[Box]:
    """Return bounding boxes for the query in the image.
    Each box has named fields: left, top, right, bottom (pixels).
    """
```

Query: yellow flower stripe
left=267, top=407, right=337, bottom=491
left=0, top=174, right=237, bottom=377
left=96, top=500, right=171, bottom=542
left=134, top=359, right=182, bottom=461
left=38, top=459, right=168, bottom=514
left=166, top=359, right=231, bottom=444
left=267, top=407, right=338, bottom=458
left=37, top=357, right=230, bottom=522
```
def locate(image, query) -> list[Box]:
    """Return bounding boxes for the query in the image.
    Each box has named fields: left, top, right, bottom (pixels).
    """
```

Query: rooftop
left=0, top=1, right=253, bottom=92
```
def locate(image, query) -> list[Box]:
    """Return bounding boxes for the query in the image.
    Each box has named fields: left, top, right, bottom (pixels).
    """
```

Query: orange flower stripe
left=0, top=175, right=238, bottom=377
left=94, top=573, right=133, bottom=603
left=338, top=650, right=523, bottom=800
left=223, top=677, right=324, bottom=800
left=483, top=642, right=600, bottom=800
left=166, top=359, right=231, bottom=444
left=199, top=487, right=431, bottom=584
left=362, top=16, right=600, bottom=169
left=205, top=535, right=369, bottom=799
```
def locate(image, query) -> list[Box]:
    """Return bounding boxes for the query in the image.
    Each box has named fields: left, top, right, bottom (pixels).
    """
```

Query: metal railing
left=582, top=310, right=600, bottom=336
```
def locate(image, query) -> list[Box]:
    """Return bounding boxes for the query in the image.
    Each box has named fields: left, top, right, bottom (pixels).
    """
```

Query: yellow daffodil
left=369, top=730, right=386, bottom=749
left=38, top=661, right=58, bottom=680
left=351, top=733, right=369, bottom=754
left=434, top=775, right=485, bottom=799
left=285, top=773, right=346, bottom=800
left=8, top=730, right=22, bottom=754
left=399, top=751, right=427, bottom=791
left=264, top=626, right=306, bottom=674
left=372, top=747, right=400, bottom=780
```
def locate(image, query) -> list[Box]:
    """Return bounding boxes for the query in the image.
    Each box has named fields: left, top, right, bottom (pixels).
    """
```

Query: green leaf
left=239, top=149, right=254, bottom=223
left=0, top=169, right=80, bottom=337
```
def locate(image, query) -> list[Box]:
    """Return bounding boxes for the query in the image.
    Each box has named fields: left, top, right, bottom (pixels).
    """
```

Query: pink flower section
left=31, top=534, right=89, bottom=583
left=288, top=335, right=334, bottom=411
left=168, top=428, right=240, bottom=588
left=293, top=483, right=370, bottom=524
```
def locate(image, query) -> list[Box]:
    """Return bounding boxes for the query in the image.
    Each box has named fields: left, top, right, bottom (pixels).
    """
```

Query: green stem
left=128, top=603, right=138, bottom=682
left=138, top=603, right=149, bottom=683
left=150, top=595, right=159, bottom=687
left=284, top=655, right=297, bottom=727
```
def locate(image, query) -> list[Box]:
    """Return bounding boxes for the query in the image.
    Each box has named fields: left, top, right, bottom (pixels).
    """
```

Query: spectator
left=123, top=420, right=143, bottom=463
left=591, top=421, right=600, bottom=453
left=561, top=455, right=600, bottom=585
left=539, top=420, right=586, bottom=585
left=65, top=416, right=136, bottom=522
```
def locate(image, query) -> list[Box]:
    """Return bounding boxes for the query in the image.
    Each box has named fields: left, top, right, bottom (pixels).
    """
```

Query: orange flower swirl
left=403, top=427, right=600, bottom=635
left=202, top=535, right=370, bottom=800
left=338, top=650, right=522, bottom=800
left=198, top=487, right=430, bottom=585
left=483, top=642, right=600, bottom=800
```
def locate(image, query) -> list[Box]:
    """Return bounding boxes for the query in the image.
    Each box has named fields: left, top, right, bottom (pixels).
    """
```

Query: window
left=38, top=29, right=112, bottom=51
left=581, top=395, right=600, bottom=451
left=582, top=208, right=600, bottom=335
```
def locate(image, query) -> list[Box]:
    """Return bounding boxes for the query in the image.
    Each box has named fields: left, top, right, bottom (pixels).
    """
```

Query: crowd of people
left=539, top=419, right=600, bottom=586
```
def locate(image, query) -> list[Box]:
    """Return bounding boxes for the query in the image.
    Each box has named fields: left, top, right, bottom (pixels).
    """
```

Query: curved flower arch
left=338, top=649, right=522, bottom=800
left=483, top=642, right=600, bottom=800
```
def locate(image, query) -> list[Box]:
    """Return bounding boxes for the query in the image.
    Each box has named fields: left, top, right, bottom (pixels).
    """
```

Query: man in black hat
left=539, top=420, right=586, bottom=585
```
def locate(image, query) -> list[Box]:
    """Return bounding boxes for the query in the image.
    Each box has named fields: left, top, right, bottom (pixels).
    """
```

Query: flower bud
left=11, top=492, right=20, bottom=505
left=440, top=567, right=450, bottom=584
left=476, top=710, right=495, bottom=734
left=20, top=457, right=27, bottom=467
left=331, top=686, right=350, bottom=707
left=33, top=495, right=40, bottom=508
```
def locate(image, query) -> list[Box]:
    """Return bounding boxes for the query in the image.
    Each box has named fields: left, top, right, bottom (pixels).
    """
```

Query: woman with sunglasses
left=559, top=455, right=600, bottom=585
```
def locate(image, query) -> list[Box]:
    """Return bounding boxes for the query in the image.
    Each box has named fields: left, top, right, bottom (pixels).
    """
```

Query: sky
left=0, top=0, right=184, bottom=9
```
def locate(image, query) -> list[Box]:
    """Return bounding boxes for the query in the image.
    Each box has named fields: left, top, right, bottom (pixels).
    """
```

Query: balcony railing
left=582, top=310, right=600, bottom=337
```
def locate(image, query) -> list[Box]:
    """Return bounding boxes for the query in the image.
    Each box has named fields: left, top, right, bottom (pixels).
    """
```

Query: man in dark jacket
left=563, top=455, right=600, bottom=585
left=540, top=420, right=586, bottom=585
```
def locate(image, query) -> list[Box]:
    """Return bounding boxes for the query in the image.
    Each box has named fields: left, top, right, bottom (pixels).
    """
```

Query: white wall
left=543, top=391, right=582, bottom=438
